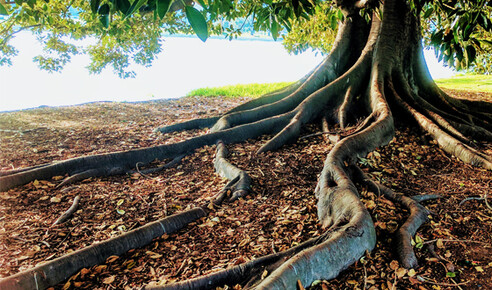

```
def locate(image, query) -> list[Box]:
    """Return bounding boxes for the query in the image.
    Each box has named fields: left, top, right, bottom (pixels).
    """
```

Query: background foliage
left=1, top=0, right=491, bottom=77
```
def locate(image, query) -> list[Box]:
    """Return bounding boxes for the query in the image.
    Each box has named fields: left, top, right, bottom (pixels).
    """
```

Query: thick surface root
left=389, top=80, right=492, bottom=170
left=350, top=165, right=438, bottom=268
left=0, top=208, right=206, bottom=290
left=213, top=141, right=252, bottom=203
left=52, top=195, right=81, bottom=225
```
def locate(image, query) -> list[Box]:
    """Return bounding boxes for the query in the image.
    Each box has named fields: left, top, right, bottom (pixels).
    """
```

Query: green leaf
left=14, top=0, right=23, bottom=5
left=414, top=235, right=424, bottom=249
left=423, top=7, right=433, bottom=19
left=446, top=272, right=456, bottom=278
left=463, top=23, right=473, bottom=41
left=116, top=209, right=126, bottom=215
left=26, top=0, right=35, bottom=9
left=0, top=3, right=8, bottom=15
left=196, top=0, right=206, bottom=9
left=116, top=0, right=131, bottom=14
left=90, top=0, right=101, bottom=14
left=271, top=16, right=278, bottom=41
left=116, top=199, right=125, bottom=206
left=100, top=13, right=110, bottom=28
left=126, top=0, right=147, bottom=16
left=98, top=3, right=110, bottom=14
left=157, top=0, right=172, bottom=19
left=185, top=6, right=208, bottom=42
left=98, top=3, right=111, bottom=28
left=465, top=45, right=476, bottom=64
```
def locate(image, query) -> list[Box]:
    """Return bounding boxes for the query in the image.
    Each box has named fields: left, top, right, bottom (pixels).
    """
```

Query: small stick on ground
left=53, top=195, right=81, bottom=226
left=459, top=193, right=492, bottom=211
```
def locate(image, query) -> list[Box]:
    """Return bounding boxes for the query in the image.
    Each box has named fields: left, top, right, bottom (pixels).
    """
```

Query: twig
left=53, top=223, right=80, bottom=249
left=362, top=259, right=368, bottom=290
left=451, top=278, right=464, bottom=290
left=53, top=195, right=80, bottom=225
left=423, top=238, right=485, bottom=245
left=484, top=192, right=492, bottom=211
left=417, top=276, right=469, bottom=287
left=134, top=155, right=185, bottom=179
left=459, top=196, right=485, bottom=206
left=299, top=131, right=338, bottom=140
left=135, top=162, right=152, bottom=179
left=40, top=240, right=50, bottom=248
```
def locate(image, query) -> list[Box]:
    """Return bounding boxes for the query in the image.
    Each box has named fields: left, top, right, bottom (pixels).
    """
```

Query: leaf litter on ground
left=0, top=92, right=491, bottom=289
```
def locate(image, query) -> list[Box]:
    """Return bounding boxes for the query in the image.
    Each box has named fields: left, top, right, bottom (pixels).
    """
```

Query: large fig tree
left=0, top=0, right=491, bottom=289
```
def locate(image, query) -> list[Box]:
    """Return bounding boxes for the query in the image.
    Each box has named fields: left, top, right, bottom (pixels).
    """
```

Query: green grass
left=435, top=74, right=492, bottom=93
left=187, top=75, right=492, bottom=99
left=186, top=82, right=294, bottom=98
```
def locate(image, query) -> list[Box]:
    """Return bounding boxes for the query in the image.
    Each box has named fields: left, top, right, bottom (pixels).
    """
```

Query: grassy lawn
left=435, top=74, right=492, bottom=93
left=186, top=82, right=294, bottom=98
left=186, top=75, right=492, bottom=99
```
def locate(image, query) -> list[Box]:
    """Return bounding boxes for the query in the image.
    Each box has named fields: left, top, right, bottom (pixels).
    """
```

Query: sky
left=0, top=33, right=455, bottom=112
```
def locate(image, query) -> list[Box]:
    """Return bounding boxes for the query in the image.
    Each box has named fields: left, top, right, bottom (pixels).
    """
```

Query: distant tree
left=1, top=0, right=491, bottom=289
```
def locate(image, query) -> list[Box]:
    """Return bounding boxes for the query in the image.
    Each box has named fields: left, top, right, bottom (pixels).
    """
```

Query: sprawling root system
left=1, top=0, right=491, bottom=289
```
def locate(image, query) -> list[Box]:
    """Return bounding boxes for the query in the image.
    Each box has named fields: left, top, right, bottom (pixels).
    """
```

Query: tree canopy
left=1, top=0, right=491, bottom=77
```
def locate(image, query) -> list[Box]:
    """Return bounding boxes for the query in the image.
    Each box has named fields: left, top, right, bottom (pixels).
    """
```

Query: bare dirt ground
left=0, top=93, right=491, bottom=289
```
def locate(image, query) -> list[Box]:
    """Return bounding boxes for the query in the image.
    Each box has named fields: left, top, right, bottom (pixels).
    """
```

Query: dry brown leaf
left=396, top=267, right=407, bottom=278
left=62, top=281, right=70, bottom=290
left=50, top=196, right=61, bottom=203
left=436, top=238, right=444, bottom=248
left=102, top=275, right=115, bottom=284
left=389, top=260, right=399, bottom=270
left=106, top=255, right=119, bottom=263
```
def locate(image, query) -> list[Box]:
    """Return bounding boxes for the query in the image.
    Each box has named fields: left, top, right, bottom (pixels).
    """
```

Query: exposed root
left=0, top=208, right=206, bottom=290
left=459, top=193, right=492, bottom=212
left=56, top=168, right=104, bottom=188
left=209, top=15, right=368, bottom=134
left=257, top=34, right=375, bottom=154
left=213, top=141, right=251, bottom=203
left=131, top=155, right=185, bottom=176
left=52, top=195, right=81, bottom=226
left=412, top=48, right=492, bottom=130
left=350, top=165, right=439, bottom=268
left=155, top=78, right=308, bottom=134
left=0, top=112, right=292, bottom=192
left=390, top=80, right=492, bottom=170
left=156, top=117, right=220, bottom=134
left=0, top=163, right=50, bottom=177
left=148, top=233, right=329, bottom=289
left=338, top=87, right=356, bottom=129
left=255, top=210, right=374, bottom=289
left=394, top=70, right=492, bottom=144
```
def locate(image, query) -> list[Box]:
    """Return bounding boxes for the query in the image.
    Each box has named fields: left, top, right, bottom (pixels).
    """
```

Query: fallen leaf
left=389, top=260, right=399, bottom=270
left=396, top=267, right=407, bottom=278
left=62, top=281, right=70, bottom=290
left=50, top=196, right=61, bottom=203
left=102, top=275, right=115, bottom=284
left=106, top=255, right=119, bottom=263
left=436, top=239, right=444, bottom=248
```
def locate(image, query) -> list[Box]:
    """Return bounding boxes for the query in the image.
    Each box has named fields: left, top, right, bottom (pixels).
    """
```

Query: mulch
left=0, top=93, right=491, bottom=290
